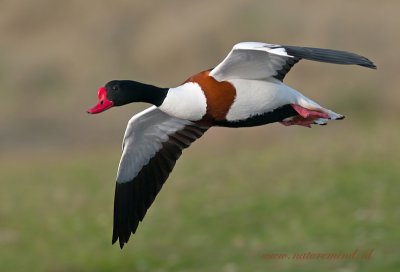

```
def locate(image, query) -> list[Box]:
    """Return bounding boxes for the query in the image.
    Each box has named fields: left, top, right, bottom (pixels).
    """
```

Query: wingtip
left=363, top=62, right=377, bottom=70
left=112, top=236, right=126, bottom=249
left=361, top=57, right=377, bottom=69
left=112, top=232, right=126, bottom=249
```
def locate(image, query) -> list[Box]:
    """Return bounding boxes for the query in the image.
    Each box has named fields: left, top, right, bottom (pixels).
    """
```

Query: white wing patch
left=117, top=106, right=192, bottom=183
left=210, top=42, right=293, bottom=81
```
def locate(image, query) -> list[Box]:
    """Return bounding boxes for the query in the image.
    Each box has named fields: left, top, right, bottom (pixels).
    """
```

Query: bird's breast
left=185, top=70, right=236, bottom=122
left=158, top=82, right=208, bottom=121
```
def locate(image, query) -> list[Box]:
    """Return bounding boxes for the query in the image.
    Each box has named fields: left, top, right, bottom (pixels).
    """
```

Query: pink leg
left=280, top=104, right=329, bottom=128
left=291, top=104, right=329, bottom=119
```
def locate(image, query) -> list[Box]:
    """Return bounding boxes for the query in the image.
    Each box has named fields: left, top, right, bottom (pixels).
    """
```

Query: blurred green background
left=0, top=0, right=399, bottom=271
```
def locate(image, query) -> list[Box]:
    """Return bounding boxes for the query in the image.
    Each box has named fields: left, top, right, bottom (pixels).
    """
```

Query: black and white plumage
left=87, top=41, right=376, bottom=248
left=210, top=42, right=376, bottom=82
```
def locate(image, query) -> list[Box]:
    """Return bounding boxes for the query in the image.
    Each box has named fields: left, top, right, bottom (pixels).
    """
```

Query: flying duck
left=87, top=42, right=376, bottom=248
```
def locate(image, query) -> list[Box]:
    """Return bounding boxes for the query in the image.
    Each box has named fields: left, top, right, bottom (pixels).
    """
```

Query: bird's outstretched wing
left=113, top=106, right=208, bottom=248
left=210, top=42, right=376, bottom=81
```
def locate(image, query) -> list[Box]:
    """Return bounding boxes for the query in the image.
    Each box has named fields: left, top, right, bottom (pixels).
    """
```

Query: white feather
left=226, top=79, right=299, bottom=121
left=116, top=106, right=192, bottom=183
left=159, top=82, right=207, bottom=121
left=225, top=77, right=343, bottom=123
left=210, top=42, right=293, bottom=81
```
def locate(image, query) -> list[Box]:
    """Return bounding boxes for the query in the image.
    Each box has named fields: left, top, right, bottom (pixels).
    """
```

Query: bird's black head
left=87, top=80, right=166, bottom=114
left=104, top=80, right=144, bottom=107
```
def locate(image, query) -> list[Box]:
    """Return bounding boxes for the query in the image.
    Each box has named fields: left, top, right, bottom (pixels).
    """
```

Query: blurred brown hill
left=0, top=0, right=397, bottom=155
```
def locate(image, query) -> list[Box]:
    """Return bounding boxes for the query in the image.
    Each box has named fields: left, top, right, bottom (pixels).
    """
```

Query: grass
left=1, top=123, right=399, bottom=272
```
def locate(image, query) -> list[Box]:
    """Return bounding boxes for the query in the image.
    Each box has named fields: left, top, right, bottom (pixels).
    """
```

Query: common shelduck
left=87, top=42, right=376, bottom=248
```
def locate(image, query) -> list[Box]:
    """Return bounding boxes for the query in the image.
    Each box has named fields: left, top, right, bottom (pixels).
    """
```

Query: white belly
left=225, top=79, right=304, bottom=121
